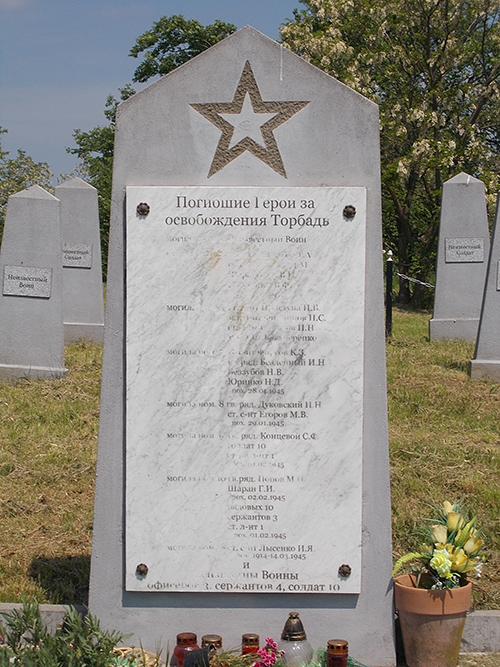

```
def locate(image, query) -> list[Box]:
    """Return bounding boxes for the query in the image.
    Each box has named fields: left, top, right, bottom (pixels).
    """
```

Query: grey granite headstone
left=0, top=185, right=66, bottom=380
left=90, top=28, right=394, bottom=667
left=429, top=172, right=490, bottom=341
left=470, top=195, right=500, bottom=380
left=55, top=177, right=104, bottom=344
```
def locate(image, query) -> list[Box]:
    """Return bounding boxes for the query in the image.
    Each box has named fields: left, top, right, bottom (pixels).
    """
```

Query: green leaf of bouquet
left=392, top=552, right=427, bottom=576
left=455, top=516, right=477, bottom=548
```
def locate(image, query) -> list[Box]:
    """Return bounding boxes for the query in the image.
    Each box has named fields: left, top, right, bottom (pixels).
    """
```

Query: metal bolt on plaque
left=136, top=202, right=150, bottom=216
left=338, top=564, right=352, bottom=578
left=136, top=563, right=148, bottom=576
left=342, top=205, right=356, bottom=219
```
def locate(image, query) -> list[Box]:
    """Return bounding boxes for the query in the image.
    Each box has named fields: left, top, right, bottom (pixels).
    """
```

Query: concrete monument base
left=429, top=317, right=479, bottom=342
left=0, top=363, right=67, bottom=381
left=469, top=360, right=500, bottom=382
left=64, top=322, right=104, bottom=345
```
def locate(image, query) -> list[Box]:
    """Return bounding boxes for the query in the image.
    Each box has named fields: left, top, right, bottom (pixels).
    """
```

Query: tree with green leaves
left=280, top=0, right=500, bottom=305
left=129, top=14, right=237, bottom=83
left=68, top=15, right=236, bottom=280
left=0, top=127, right=53, bottom=245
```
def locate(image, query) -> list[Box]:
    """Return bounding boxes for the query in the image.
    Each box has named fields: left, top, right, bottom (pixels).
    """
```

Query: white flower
left=397, top=160, right=408, bottom=176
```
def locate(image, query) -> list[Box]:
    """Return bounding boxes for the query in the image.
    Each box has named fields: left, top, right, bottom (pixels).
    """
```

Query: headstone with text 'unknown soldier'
left=0, top=185, right=66, bottom=380
left=56, top=177, right=105, bottom=345
left=430, top=172, right=490, bottom=342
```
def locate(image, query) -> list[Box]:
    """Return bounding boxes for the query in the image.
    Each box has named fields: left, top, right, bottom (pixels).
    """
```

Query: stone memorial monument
left=429, top=172, right=490, bottom=342
left=55, top=177, right=105, bottom=345
left=0, top=185, right=66, bottom=380
left=470, top=194, right=500, bottom=380
left=90, top=28, right=395, bottom=667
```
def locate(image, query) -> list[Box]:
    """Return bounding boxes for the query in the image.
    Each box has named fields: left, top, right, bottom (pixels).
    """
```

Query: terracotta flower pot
left=394, top=573, right=472, bottom=667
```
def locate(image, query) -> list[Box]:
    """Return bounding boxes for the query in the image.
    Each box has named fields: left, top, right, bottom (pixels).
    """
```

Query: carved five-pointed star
left=191, top=61, right=309, bottom=178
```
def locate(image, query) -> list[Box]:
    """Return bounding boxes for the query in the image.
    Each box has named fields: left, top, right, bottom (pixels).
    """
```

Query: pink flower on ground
left=254, top=638, right=280, bottom=667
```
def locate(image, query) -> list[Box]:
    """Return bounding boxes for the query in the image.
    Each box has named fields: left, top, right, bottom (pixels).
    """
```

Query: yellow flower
left=430, top=549, right=452, bottom=578
left=443, top=500, right=454, bottom=514
left=447, top=512, right=465, bottom=532
left=449, top=548, right=468, bottom=573
left=393, top=500, right=486, bottom=586
left=430, top=524, right=448, bottom=544
left=464, top=536, right=484, bottom=556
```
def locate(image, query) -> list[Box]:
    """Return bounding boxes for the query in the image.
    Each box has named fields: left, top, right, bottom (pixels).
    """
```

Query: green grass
left=388, top=309, right=500, bottom=609
left=0, top=341, right=101, bottom=605
left=0, top=309, right=499, bottom=609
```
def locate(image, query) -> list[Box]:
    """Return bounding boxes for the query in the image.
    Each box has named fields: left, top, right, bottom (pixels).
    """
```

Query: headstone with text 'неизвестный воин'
left=0, top=185, right=66, bottom=380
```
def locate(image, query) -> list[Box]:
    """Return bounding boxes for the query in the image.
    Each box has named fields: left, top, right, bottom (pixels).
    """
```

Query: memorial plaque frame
left=125, top=186, right=366, bottom=594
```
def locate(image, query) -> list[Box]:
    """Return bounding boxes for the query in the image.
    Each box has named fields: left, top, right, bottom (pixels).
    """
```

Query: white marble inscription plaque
left=125, top=186, right=366, bottom=594
left=3, top=265, right=52, bottom=298
left=445, top=237, right=484, bottom=263
left=62, top=243, right=93, bottom=268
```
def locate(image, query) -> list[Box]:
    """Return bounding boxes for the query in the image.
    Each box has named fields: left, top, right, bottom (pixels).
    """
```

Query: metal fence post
left=385, top=250, right=393, bottom=339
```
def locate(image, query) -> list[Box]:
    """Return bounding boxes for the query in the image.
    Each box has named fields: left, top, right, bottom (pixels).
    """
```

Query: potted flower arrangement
left=392, top=499, right=486, bottom=667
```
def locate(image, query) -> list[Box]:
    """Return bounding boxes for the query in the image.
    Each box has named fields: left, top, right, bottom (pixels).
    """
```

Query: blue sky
left=0, top=0, right=301, bottom=179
